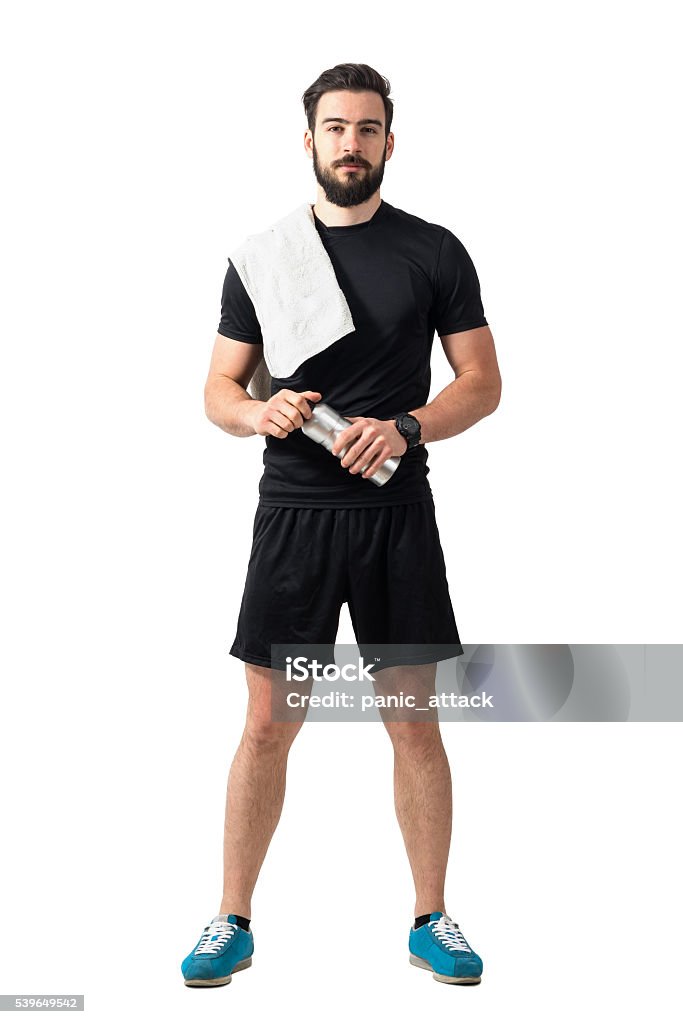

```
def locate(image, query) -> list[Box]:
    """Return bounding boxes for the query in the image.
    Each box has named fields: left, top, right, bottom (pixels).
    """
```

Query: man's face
left=306, top=90, right=393, bottom=208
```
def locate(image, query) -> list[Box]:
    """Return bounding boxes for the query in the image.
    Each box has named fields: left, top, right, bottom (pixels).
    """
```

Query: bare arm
left=204, top=334, right=321, bottom=438
left=409, top=325, right=502, bottom=443
left=329, top=325, right=502, bottom=480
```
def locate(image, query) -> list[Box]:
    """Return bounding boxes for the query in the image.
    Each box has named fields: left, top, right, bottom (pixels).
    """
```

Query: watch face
left=402, top=415, right=419, bottom=438
left=395, top=415, right=420, bottom=449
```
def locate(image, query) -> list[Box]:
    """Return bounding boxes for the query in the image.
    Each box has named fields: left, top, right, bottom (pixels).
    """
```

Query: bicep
left=440, top=325, right=501, bottom=396
left=206, top=333, right=264, bottom=391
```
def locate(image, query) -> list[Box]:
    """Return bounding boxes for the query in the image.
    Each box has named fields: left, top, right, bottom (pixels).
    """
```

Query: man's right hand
left=247, top=389, right=322, bottom=439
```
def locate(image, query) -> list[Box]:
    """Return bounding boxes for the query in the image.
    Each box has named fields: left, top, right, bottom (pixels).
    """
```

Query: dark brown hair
left=302, top=63, right=394, bottom=138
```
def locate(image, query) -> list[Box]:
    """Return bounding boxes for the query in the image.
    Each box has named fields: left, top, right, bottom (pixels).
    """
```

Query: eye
left=327, top=125, right=378, bottom=133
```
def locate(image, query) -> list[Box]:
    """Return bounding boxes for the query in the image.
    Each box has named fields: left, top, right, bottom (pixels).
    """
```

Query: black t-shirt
left=217, top=199, right=488, bottom=508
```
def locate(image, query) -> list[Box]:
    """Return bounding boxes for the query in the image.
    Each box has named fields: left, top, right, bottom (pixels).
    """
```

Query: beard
left=312, top=140, right=387, bottom=208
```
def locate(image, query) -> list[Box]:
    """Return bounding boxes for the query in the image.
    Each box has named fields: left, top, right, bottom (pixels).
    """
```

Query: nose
left=342, top=128, right=363, bottom=156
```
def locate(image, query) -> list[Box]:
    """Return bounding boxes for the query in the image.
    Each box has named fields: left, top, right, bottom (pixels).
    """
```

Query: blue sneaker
left=181, top=913, right=254, bottom=987
left=409, top=912, right=483, bottom=984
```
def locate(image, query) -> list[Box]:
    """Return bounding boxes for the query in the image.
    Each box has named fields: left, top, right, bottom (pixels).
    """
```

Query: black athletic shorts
left=229, top=497, right=463, bottom=672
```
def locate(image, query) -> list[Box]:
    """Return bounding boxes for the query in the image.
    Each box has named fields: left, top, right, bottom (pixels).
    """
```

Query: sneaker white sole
left=184, top=956, right=253, bottom=987
left=409, top=953, right=481, bottom=985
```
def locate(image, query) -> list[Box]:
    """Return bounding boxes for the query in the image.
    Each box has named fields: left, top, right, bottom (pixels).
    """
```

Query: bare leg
left=379, top=664, right=452, bottom=918
left=219, top=664, right=308, bottom=917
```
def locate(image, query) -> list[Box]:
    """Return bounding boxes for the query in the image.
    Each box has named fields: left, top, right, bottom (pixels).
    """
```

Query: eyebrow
left=320, top=117, right=383, bottom=127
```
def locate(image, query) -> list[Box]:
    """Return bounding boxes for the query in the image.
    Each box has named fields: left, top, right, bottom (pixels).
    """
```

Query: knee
left=243, top=712, right=303, bottom=752
left=243, top=664, right=305, bottom=751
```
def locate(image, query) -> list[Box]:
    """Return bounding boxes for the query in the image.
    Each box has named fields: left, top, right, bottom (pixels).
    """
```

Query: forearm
left=409, top=370, right=500, bottom=445
left=204, top=376, right=263, bottom=437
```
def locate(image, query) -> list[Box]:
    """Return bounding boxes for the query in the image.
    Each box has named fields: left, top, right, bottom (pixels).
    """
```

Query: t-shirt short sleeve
left=217, top=259, right=264, bottom=344
left=432, top=229, right=489, bottom=336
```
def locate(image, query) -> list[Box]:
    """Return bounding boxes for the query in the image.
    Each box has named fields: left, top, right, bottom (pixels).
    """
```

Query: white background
left=1, top=1, right=682, bottom=1021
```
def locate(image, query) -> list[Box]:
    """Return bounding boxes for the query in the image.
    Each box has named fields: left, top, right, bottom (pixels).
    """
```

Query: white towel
left=229, top=202, right=355, bottom=403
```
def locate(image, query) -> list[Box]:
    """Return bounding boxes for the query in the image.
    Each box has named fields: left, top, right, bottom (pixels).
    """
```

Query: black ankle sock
left=414, top=912, right=442, bottom=929
left=234, top=915, right=251, bottom=931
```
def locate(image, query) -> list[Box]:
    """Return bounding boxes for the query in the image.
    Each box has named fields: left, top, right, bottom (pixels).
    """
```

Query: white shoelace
left=195, top=920, right=237, bottom=954
left=430, top=915, right=473, bottom=953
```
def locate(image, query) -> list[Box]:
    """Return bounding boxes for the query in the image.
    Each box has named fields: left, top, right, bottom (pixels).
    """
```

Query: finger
left=267, top=421, right=289, bottom=439
left=269, top=408, right=297, bottom=432
left=283, top=396, right=317, bottom=429
left=280, top=401, right=306, bottom=429
left=331, top=425, right=362, bottom=457
left=348, top=442, right=383, bottom=473
left=297, top=391, right=322, bottom=418
left=361, top=451, right=389, bottom=478
left=339, top=426, right=378, bottom=466
left=342, top=438, right=375, bottom=470
left=287, top=395, right=317, bottom=423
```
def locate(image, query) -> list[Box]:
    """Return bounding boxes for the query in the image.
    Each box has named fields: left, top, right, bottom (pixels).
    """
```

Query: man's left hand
left=331, top=417, right=408, bottom=479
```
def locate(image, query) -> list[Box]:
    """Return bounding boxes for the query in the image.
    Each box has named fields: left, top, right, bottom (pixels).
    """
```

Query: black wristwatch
left=394, top=412, right=422, bottom=450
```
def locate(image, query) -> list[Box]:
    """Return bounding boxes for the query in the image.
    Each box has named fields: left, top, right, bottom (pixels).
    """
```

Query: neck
left=312, top=191, right=382, bottom=228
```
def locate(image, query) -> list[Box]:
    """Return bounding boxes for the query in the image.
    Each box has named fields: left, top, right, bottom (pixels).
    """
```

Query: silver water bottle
left=301, top=401, right=401, bottom=487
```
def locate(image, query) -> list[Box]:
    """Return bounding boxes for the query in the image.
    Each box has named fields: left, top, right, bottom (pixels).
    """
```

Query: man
left=181, top=63, right=501, bottom=988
